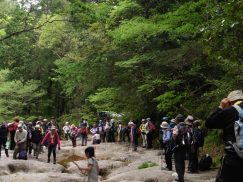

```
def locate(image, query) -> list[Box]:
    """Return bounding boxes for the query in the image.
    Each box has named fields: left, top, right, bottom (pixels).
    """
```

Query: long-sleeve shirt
left=162, top=129, right=172, bottom=143
left=205, top=102, right=243, bottom=143
left=41, top=131, right=60, bottom=147
left=14, top=129, right=27, bottom=143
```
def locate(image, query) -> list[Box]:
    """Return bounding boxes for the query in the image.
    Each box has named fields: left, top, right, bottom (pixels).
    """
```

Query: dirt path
left=0, top=140, right=217, bottom=182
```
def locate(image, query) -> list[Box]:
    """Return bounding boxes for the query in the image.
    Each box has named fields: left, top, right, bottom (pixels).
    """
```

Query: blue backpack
left=18, top=150, right=27, bottom=160
left=231, top=104, right=243, bottom=158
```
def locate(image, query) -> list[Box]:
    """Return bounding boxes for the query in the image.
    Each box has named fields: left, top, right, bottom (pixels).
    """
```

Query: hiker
left=0, top=122, right=9, bottom=158
left=160, top=121, right=172, bottom=171
left=26, top=122, right=34, bottom=155
left=31, top=124, right=43, bottom=159
left=139, top=119, right=147, bottom=148
left=172, top=114, right=191, bottom=182
left=42, top=118, right=49, bottom=133
left=117, top=120, right=123, bottom=142
left=41, top=126, right=61, bottom=164
left=92, top=131, right=101, bottom=144
left=90, top=123, right=98, bottom=135
left=8, top=118, right=19, bottom=150
left=105, top=121, right=111, bottom=142
left=145, top=118, right=156, bottom=149
left=190, top=120, right=204, bottom=173
left=13, top=124, right=28, bottom=159
left=63, top=122, right=70, bottom=140
left=206, top=90, right=243, bottom=182
left=184, top=115, right=194, bottom=173
left=70, top=124, right=78, bottom=147
left=129, top=121, right=139, bottom=151
left=79, top=146, right=99, bottom=182
left=79, top=123, right=88, bottom=146
left=98, top=120, right=105, bottom=143
left=109, top=119, right=116, bottom=142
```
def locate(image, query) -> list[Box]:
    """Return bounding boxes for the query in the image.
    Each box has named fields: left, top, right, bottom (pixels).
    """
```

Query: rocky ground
left=0, top=140, right=217, bottom=182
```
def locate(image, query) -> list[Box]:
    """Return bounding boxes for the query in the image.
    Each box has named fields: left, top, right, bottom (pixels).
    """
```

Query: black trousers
left=216, top=153, right=243, bottom=182
left=174, top=147, right=186, bottom=182
left=189, top=146, right=199, bottom=172
left=10, top=131, right=16, bottom=150
left=164, top=144, right=173, bottom=170
left=71, top=136, right=76, bottom=147
left=146, top=132, right=153, bottom=149
left=0, top=138, right=8, bottom=157
left=48, top=144, right=57, bottom=161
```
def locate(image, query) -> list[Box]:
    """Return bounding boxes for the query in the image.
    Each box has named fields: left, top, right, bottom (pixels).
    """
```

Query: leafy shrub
left=138, top=161, right=158, bottom=169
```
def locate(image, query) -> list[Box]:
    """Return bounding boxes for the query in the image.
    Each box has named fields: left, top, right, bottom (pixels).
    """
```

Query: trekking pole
left=72, top=161, right=85, bottom=177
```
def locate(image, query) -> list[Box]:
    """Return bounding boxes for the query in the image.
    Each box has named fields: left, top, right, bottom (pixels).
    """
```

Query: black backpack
left=176, top=122, right=193, bottom=148
left=199, top=154, right=212, bottom=171
left=193, top=128, right=204, bottom=147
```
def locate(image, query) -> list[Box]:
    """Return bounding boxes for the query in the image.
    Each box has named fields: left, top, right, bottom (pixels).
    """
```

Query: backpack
left=18, top=150, right=27, bottom=160
left=148, top=122, right=156, bottom=132
left=199, top=154, right=212, bottom=171
left=193, top=128, right=204, bottom=148
left=229, top=104, right=243, bottom=158
left=176, top=122, right=193, bottom=148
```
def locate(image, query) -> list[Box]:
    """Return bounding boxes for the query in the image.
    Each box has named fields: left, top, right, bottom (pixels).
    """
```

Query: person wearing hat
left=172, top=114, right=190, bottom=182
left=139, top=119, right=147, bottom=148
left=160, top=121, right=172, bottom=171
left=41, top=126, right=61, bottom=164
left=145, top=117, right=156, bottom=149
left=206, top=90, right=243, bottom=182
left=13, top=124, right=28, bottom=159
left=129, top=121, right=139, bottom=151
left=63, top=122, right=70, bottom=141
left=31, top=125, right=43, bottom=159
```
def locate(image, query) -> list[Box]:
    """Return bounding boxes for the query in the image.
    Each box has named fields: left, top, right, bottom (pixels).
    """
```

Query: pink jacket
left=41, top=131, right=60, bottom=148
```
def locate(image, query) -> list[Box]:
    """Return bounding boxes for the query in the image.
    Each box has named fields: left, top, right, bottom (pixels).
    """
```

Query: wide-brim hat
left=175, top=114, right=184, bottom=123
left=185, top=120, right=193, bottom=126
left=160, top=121, right=169, bottom=129
left=128, top=121, right=134, bottom=125
left=227, top=90, right=243, bottom=102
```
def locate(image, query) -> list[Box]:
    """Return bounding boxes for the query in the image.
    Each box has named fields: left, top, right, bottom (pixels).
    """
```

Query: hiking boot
left=161, top=167, right=172, bottom=171
left=47, top=158, right=50, bottom=163
left=53, top=160, right=56, bottom=164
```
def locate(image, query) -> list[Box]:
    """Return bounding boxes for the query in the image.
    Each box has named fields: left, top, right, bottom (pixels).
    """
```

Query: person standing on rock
left=70, top=124, right=78, bottom=147
left=63, top=122, right=70, bottom=140
left=0, top=122, right=9, bottom=158
left=206, top=90, right=243, bottom=182
left=41, top=126, right=61, bottom=164
left=79, top=146, right=99, bottom=182
left=172, top=114, right=187, bottom=182
left=8, top=118, right=19, bottom=150
left=31, top=125, right=43, bottom=159
left=145, top=118, right=156, bottom=149
left=160, top=121, right=172, bottom=171
left=13, top=124, right=28, bottom=159
left=140, top=119, right=147, bottom=148
left=129, top=121, right=139, bottom=151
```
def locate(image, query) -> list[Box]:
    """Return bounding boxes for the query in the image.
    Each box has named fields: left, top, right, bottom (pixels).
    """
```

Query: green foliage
left=88, top=88, right=120, bottom=111
left=138, top=161, right=158, bottom=169
left=155, top=91, right=183, bottom=112
left=0, top=70, right=45, bottom=118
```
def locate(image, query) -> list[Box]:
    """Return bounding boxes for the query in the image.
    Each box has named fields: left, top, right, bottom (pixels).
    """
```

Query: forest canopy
left=0, top=0, right=242, bottom=122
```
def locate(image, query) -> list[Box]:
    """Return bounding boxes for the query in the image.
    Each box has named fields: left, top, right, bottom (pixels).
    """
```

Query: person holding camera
left=206, top=90, right=243, bottom=182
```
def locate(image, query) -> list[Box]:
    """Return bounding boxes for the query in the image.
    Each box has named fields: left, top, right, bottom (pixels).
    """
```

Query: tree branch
left=0, top=19, right=75, bottom=42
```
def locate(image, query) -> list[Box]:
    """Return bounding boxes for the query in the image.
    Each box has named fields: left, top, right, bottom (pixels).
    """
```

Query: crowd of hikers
left=1, top=89, right=243, bottom=182
left=0, top=114, right=206, bottom=182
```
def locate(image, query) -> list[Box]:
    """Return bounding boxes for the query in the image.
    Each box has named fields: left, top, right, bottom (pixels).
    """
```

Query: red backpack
left=148, top=122, right=156, bottom=132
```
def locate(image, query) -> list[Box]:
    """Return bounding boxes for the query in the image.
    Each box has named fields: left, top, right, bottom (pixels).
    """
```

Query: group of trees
left=0, top=0, right=242, bottom=122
